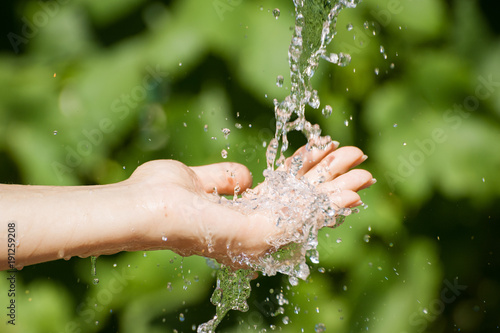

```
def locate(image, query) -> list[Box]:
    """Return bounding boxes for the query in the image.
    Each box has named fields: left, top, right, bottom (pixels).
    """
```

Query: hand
left=126, top=142, right=375, bottom=268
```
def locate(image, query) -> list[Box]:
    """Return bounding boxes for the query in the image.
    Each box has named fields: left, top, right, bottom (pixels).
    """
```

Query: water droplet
left=422, top=308, right=428, bottom=314
left=379, top=45, right=385, bottom=53
left=179, top=313, right=185, bottom=322
left=318, top=267, right=325, bottom=273
left=183, top=122, right=187, bottom=127
left=309, top=90, right=320, bottom=108
left=346, top=23, right=353, bottom=31
left=336, top=238, right=342, bottom=244
left=183, top=279, right=192, bottom=290
left=315, top=323, right=326, bottom=332
left=194, top=275, right=199, bottom=282
left=53, top=130, right=58, bottom=135
left=390, top=63, right=395, bottom=69
left=222, top=128, right=231, bottom=139
left=374, top=68, right=380, bottom=75
left=309, top=252, right=319, bottom=264
left=221, top=149, right=228, bottom=159
left=273, top=8, right=280, bottom=19
left=322, top=105, right=332, bottom=118
left=95, top=321, right=99, bottom=326
left=282, top=316, right=289, bottom=324
left=162, top=236, right=168, bottom=241
left=276, top=75, right=284, bottom=87
left=363, top=234, right=371, bottom=243
left=344, top=119, right=349, bottom=126
left=204, top=124, right=208, bottom=132
left=482, top=177, right=485, bottom=182
left=167, top=282, right=173, bottom=291
left=93, top=278, right=99, bottom=285
left=289, top=276, right=299, bottom=286
left=363, top=21, right=369, bottom=29
left=178, top=62, right=182, bottom=66
left=113, top=263, right=117, bottom=267
left=393, top=123, right=398, bottom=128
left=343, top=285, right=348, bottom=291
left=235, top=123, right=242, bottom=129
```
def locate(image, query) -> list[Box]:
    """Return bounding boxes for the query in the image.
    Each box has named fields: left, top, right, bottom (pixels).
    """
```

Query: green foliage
left=1, top=0, right=499, bottom=332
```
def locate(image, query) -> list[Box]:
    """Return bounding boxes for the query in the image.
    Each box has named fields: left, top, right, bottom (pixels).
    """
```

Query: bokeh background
left=1, top=0, right=499, bottom=332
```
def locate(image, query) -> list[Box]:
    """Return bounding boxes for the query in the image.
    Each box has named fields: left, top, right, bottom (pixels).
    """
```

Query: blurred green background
left=1, top=0, right=499, bottom=332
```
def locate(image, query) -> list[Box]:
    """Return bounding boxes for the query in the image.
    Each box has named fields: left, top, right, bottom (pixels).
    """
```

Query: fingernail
left=352, top=200, right=363, bottom=207
left=332, top=140, right=340, bottom=148
left=361, top=154, right=368, bottom=162
left=370, top=178, right=377, bottom=185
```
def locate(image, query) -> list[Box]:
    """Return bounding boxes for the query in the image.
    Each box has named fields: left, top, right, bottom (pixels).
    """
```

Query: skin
left=0, top=143, right=374, bottom=271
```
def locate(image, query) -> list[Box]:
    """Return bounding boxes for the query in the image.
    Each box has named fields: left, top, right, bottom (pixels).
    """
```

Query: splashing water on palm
left=198, top=1, right=361, bottom=331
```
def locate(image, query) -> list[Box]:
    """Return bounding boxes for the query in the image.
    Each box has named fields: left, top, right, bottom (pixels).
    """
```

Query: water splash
left=225, top=168, right=351, bottom=278
left=197, top=266, right=254, bottom=333
left=198, top=165, right=353, bottom=331
left=198, top=0, right=361, bottom=331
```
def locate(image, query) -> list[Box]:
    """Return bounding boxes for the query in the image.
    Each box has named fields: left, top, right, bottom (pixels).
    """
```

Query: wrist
left=73, top=181, right=151, bottom=257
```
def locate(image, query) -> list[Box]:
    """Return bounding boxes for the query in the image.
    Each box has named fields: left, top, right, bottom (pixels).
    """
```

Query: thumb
left=190, top=163, right=253, bottom=195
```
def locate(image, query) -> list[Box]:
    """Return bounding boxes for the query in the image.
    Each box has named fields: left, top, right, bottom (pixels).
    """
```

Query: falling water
left=268, top=0, right=360, bottom=169
left=198, top=1, right=361, bottom=331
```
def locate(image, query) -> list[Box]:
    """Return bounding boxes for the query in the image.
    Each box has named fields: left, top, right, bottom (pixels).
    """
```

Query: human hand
left=125, top=142, right=374, bottom=268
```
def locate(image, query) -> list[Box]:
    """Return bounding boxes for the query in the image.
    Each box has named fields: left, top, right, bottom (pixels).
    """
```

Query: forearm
left=0, top=182, right=149, bottom=270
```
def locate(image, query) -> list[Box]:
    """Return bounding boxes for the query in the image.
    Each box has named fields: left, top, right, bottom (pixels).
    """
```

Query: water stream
left=197, top=0, right=361, bottom=332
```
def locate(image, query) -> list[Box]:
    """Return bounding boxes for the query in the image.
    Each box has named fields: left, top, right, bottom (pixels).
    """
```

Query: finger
left=190, top=163, right=253, bottom=195
left=304, top=146, right=367, bottom=183
left=318, top=169, right=375, bottom=193
left=278, top=141, right=339, bottom=177
left=330, top=190, right=362, bottom=209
